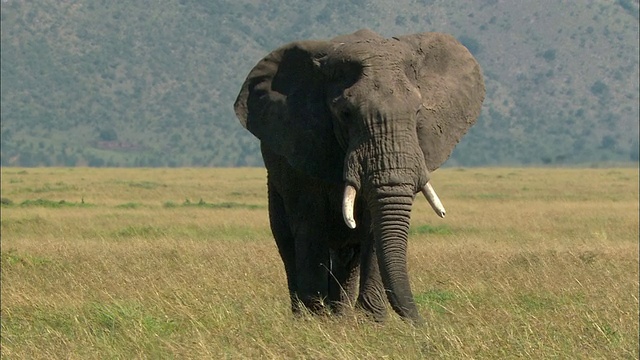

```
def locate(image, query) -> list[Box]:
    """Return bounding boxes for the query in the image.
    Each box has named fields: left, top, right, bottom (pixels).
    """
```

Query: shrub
left=590, top=80, right=609, bottom=96
left=541, top=48, right=556, bottom=62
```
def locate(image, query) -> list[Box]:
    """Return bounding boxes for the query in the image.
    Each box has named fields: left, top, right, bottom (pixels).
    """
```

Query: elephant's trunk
left=368, top=185, right=423, bottom=324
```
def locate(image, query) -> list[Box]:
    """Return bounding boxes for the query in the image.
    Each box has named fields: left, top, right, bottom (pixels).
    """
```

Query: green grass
left=1, top=167, right=638, bottom=359
left=17, top=198, right=93, bottom=208
left=415, top=289, right=457, bottom=314
left=114, top=202, right=143, bottom=209
left=126, top=181, right=166, bottom=189
left=410, top=224, right=454, bottom=235
left=163, top=198, right=264, bottom=209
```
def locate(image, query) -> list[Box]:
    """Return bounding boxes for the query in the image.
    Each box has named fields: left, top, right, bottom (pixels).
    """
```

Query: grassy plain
left=1, top=167, right=638, bottom=359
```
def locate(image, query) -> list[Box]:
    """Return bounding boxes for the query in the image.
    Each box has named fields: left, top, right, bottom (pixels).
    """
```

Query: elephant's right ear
left=234, top=41, right=344, bottom=183
left=399, top=33, right=485, bottom=172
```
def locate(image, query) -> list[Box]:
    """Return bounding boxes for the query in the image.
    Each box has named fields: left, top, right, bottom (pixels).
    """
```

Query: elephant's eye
left=328, top=62, right=361, bottom=86
left=329, top=94, right=355, bottom=124
left=334, top=67, right=349, bottom=81
left=340, top=108, right=354, bottom=123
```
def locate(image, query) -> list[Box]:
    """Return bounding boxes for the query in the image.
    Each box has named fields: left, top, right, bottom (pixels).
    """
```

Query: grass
left=1, top=167, right=638, bottom=359
left=163, top=198, right=264, bottom=209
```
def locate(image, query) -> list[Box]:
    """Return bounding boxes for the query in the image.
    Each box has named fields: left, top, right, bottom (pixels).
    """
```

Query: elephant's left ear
left=234, top=40, right=344, bottom=183
left=398, top=33, right=486, bottom=171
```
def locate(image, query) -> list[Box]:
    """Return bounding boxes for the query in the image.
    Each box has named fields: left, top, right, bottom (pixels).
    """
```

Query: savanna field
left=1, top=167, right=638, bottom=359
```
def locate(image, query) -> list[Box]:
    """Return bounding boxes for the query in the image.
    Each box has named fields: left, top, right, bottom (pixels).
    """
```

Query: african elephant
left=234, top=29, right=484, bottom=324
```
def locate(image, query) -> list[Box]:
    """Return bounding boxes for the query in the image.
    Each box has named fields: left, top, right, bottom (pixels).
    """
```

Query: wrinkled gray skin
left=234, top=29, right=485, bottom=324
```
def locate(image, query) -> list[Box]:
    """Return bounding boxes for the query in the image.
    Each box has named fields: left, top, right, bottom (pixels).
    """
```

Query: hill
left=1, top=0, right=638, bottom=167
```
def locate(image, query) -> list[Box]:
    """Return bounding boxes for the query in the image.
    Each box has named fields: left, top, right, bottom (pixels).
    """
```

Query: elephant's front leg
left=328, top=245, right=360, bottom=313
left=267, top=183, right=299, bottom=313
left=292, top=222, right=331, bottom=313
left=268, top=182, right=331, bottom=314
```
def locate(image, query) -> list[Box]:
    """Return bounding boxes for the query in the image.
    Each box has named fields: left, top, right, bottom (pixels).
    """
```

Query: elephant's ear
left=331, top=28, right=384, bottom=43
left=234, top=41, right=344, bottom=183
left=399, top=33, right=486, bottom=171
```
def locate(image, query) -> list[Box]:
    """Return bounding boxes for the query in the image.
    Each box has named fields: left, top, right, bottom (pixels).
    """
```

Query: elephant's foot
left=356, top=294, right=388, bottom=322
left=328, top=298, right=357, bottom=316
left=291, top=294, right=332, bottom=316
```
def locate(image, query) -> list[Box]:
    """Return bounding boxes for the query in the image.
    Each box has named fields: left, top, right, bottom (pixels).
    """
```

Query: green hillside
left=1, top=0, right=638, bottom=167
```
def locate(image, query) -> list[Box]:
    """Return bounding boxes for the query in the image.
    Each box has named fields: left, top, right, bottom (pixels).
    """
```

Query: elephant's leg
left=356, top=234, right=388, bottom=321
left=328, top=245, right=360, bottom=313
left=291, top=222, right=331, bottom=313
left=267, top=183, right=299, bottom=313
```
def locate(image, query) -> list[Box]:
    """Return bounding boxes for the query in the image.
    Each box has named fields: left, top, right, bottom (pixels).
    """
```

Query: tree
left=590, top=81, right=609, bottom=97
left=99, top=128, right=118, bottom=141
left=541, top=48, right=556, bottom=62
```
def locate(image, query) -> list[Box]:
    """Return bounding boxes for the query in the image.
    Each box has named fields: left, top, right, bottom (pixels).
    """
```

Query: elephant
left=234, top=29, right=485, bottom=324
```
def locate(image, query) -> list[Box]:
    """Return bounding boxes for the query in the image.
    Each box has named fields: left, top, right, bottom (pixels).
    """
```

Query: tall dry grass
left=1, top=167, right=638, bottom=359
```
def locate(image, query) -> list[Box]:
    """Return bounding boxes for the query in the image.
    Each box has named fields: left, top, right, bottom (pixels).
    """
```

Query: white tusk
left=342, top=185, right=357, bottom=229
left=421, top=182, right=446, bottom=218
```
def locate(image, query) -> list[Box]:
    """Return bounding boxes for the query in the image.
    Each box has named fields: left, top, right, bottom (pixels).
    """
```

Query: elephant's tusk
left=342, top=185, right=357, bottom=229
left=421, top=182, right=446, bottom=218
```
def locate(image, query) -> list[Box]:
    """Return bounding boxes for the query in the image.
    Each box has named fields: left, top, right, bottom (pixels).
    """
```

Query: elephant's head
left=234, top=29, right=485, bottom=322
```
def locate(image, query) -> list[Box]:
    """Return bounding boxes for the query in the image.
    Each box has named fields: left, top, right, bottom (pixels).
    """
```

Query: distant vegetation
left=1, top=0, right=638, bottom=167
